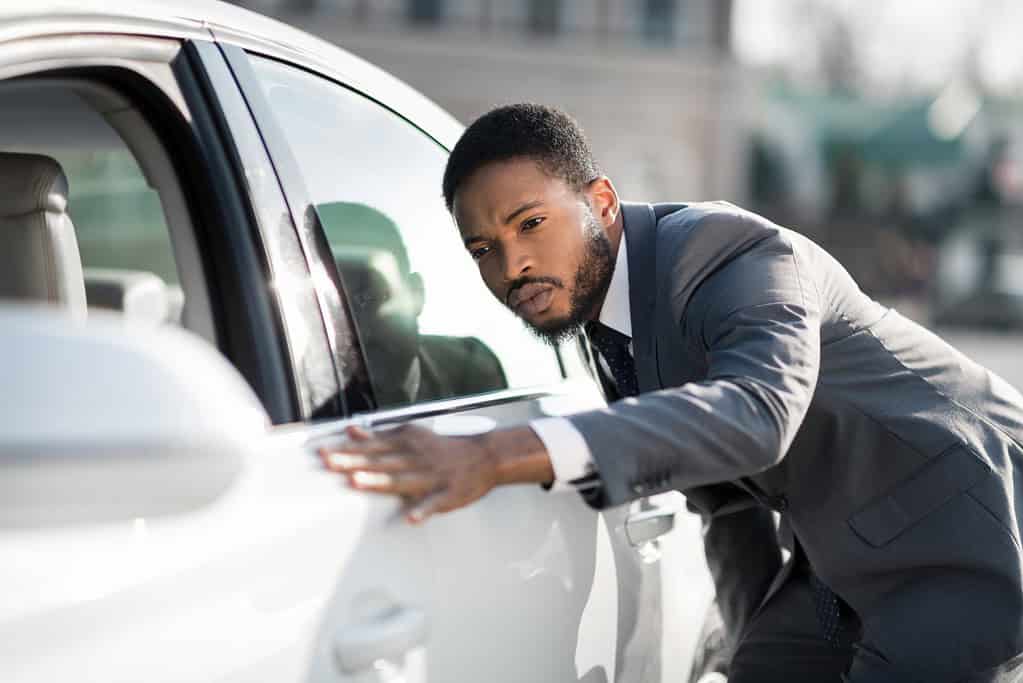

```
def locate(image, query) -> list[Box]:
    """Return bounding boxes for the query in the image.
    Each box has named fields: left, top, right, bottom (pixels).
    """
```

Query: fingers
left=344, top=425, right=372, bottom=440
left=317, top=423, right=480, bottom=525
left=320, top=450, right=414, bottom=473
left=348, top=470, right=439, bottom=497
left=320, top=424, right=423, bottom=458
left=320, top=438, right=401, bottom=456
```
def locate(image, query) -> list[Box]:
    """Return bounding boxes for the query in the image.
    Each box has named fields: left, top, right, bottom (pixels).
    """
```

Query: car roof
left=0, top=0, right=463, bottom=148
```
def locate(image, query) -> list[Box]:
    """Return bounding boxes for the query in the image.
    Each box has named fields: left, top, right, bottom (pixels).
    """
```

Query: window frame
left=224, top=47, right=583, bottom=420
left=183, top=40, right=344, bottom=422
left=0, top=33, right=308, bottom=424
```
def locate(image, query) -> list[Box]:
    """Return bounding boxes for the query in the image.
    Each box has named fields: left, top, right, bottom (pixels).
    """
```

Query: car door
left=0, top=28, right=443, bottom=683
left=224, top=43, right=683, bottom=682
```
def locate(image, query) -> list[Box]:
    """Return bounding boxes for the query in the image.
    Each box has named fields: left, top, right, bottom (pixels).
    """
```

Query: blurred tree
left=787, top=0, right=863, bottom=94
left=818, top=14, right=860, bottom=94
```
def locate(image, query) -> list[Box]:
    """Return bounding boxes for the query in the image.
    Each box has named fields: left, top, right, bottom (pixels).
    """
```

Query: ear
left=585, top=176, right=620, bottom=227
left=408, top=271, right=426, bottom=317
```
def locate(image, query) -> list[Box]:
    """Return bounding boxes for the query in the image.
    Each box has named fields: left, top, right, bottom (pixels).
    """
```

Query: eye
left=469, top=245, right=491, bottom=261
left=521, top=216, right=545, bottom=232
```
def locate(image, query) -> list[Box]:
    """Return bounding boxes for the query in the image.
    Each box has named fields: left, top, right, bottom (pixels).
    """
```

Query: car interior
left=0, top=77, right=217, bottom=344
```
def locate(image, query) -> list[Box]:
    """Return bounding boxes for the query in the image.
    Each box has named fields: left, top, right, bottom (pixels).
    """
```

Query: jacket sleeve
left=567, top=221, right=821, bottom=509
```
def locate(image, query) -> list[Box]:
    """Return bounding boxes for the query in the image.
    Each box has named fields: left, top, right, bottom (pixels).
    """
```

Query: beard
left=521, top=209, right=614, bottom=347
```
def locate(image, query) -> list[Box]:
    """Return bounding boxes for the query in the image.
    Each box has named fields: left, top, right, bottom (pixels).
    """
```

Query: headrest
left=0, top=152, right=69, bottom=217
left=0, top=151, right=85, bottom=314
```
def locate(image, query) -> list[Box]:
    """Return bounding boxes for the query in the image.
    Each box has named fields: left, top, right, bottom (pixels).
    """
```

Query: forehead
left=453, top=158, right=574, bottom=229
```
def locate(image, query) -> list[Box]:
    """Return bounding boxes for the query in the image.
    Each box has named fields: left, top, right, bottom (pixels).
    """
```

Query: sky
left=733, top=0, right=1023, bottom=94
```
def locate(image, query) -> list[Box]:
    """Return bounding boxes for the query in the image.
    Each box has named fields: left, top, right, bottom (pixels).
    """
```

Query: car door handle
left=625, top=506, right=677, bottom=546
left=333, top=605, right=428, bottom=673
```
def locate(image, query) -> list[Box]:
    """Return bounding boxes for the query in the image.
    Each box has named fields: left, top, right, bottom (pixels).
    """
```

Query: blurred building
left=234, top=0, right=751, bottom=202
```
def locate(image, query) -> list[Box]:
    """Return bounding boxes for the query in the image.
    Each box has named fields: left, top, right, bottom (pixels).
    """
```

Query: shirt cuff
left=530, top=417, right=597, bottom=491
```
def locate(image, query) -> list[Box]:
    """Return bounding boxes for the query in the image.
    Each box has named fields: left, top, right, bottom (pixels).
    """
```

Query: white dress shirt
left=531, top=233, right=632, bottom=489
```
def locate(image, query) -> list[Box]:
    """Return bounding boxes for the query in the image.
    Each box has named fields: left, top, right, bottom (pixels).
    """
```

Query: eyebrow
left=504, top=200, right=543, bottom=224
left=462, top=200, right=545, bottom=248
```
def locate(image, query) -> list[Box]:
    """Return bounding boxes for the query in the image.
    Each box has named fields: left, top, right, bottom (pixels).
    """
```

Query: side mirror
left=0, top=306, right=270, bottom=527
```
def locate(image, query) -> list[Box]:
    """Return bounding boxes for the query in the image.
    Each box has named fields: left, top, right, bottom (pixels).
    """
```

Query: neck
left=585, top=211, right=625, bottom=321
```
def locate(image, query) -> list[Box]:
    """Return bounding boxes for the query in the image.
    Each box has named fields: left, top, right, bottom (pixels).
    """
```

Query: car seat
left=0, top=152, right=86, bottom=315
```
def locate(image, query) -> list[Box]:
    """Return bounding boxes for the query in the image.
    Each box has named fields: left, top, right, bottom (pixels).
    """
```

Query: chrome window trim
left=284, top=379, right=604, bottom=442
left=1, top=3, right=461, bottom=150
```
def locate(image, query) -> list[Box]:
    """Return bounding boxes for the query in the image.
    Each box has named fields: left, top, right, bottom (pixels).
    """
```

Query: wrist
left=477, top=426, right=555, bottom=487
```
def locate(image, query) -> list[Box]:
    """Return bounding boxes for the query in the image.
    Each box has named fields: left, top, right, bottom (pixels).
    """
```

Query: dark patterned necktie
left=585, top=321, right=639, bottom=398
left=810, top=572, right=845, bottom=646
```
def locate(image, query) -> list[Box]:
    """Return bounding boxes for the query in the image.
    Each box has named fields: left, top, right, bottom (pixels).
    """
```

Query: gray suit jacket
left=570, top=201, right=1023, bottom=681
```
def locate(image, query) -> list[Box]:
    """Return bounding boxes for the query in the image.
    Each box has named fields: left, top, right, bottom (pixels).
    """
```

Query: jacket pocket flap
left=848, top=445, right=989, bottom=547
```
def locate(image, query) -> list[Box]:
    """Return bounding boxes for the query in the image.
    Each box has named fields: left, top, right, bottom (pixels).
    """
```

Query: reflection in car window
left=250, top=55, right=564, bottom=409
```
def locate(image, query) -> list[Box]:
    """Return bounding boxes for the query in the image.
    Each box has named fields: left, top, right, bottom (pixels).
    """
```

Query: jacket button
left=773, top=495, right=789, bottom=512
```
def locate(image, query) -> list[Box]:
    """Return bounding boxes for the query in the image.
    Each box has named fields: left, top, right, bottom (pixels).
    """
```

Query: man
left=320, top=104, right=1023, bottom=682
left=320, top=201, right=508, bottom=408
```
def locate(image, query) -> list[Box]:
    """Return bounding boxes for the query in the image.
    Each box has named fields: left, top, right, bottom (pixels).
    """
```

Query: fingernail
left=351, top=471, right=391, bottom=488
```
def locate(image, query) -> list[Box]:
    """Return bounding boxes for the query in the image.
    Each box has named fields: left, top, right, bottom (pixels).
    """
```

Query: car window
left=0, top=86, right=186, bottom=327
left=64, top=150, right=178, bottom=285
left=249, top=55, right=565, bottom=409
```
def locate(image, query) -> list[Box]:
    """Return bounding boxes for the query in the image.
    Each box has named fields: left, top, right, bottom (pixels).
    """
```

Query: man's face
left=453, top=158, right=614, bottom=345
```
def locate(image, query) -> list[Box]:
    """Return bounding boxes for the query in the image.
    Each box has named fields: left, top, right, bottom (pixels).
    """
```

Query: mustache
left=505, top=276, right=564, bottom=306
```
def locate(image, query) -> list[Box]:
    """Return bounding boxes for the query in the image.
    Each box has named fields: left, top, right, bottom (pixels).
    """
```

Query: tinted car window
left=250, top=56, right=564, bottom=409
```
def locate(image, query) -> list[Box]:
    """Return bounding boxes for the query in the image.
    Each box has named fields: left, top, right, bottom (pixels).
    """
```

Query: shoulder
left=421, top=334, right=486, bottom=361
left=655, top=201, right=785, bottom=252
left=420, top=334, right=504, bottom=375
left=654, top=203, right=800, bottom=314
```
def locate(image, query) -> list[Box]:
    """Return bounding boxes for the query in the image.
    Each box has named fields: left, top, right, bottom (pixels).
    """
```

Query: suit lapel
left=621, top=202, right=660, bottom=392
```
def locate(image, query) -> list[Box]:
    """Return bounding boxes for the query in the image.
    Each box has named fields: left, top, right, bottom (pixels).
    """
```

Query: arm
left=569, top=227, right=821, bottom=508
left=321, top=218, right=821, bottom=521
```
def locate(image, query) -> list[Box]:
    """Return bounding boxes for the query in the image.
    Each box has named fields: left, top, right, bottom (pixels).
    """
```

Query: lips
left=508, top=282, right=554, bottom=315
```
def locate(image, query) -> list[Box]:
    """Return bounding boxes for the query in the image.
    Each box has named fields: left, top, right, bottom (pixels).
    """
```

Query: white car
left=0, top=2, right=715, bottom=681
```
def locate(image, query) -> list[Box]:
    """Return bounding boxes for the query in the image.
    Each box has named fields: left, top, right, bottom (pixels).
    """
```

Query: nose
left=501, top=240, right=534, bottom=283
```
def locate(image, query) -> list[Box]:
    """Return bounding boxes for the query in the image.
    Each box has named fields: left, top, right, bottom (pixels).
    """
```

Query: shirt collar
left=597, top=231, right=631, bottom=339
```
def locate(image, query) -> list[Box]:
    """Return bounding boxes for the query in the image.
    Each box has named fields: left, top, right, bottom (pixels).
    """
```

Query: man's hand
left=318, top=424, right=554, bottom=524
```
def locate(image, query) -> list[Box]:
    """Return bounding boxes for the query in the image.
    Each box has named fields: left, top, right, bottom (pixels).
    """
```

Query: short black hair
left=442, top=103, right=601, bottom=212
